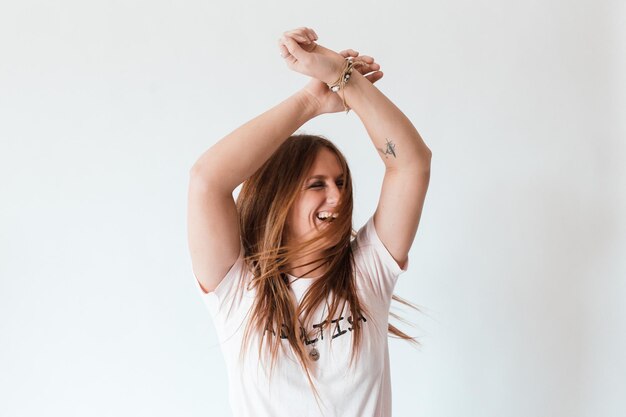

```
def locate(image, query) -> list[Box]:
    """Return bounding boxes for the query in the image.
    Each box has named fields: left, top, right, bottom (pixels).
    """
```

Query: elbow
left=424, top=149, right=432, bottom=170
left=189, top=162, right=239, bottom=193
left=189, top=156, right=220, bottom=180
left=410, top=149, right=432, bottom=175
left=189, top=163, right=207, bottom=181
left=422, top=148, right=432, bottom=165
left=189, top=162, right=205, bottom=177
left=189, top=162, right=220, bottom=188
left=387, top=153, right=431, bottom=176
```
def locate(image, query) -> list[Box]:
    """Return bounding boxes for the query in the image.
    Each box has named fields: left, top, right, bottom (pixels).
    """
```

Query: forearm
left=191, top=90, right=320, bottom=191
left=341, top=70, right=431, bottom=172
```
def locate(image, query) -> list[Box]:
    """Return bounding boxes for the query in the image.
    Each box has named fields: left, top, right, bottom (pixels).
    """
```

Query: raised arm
left=340, top=68, right=432, bottom=269
left=188, top=90, right=319, bottom=293
left=278, top=33, right=432, bottom=269
left=189, top=27, right=393, bottom=293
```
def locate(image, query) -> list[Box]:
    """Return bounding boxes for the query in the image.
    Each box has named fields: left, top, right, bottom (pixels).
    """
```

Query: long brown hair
left=234, top=134, right=419, bottom=402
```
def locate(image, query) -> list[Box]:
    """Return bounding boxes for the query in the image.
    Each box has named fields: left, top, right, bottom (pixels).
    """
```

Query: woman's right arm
left=188, top=90, right=320, bottom=293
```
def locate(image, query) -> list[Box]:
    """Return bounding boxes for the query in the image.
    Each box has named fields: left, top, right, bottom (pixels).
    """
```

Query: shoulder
left=352, top=215, right=409, bottom=275
left=347, top=216, right=408, bottom=305
left=192, top=243, right=254, bottom=318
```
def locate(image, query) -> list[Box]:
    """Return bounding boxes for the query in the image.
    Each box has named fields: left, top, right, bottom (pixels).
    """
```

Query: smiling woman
left=238, top=135, right=354, bottom=284
left=187, top=27, right=431, bottom=417
left=285, top=147, right=346, bottom=272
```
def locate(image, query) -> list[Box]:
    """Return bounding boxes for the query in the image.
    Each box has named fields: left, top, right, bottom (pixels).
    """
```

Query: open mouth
left=316, top=211, right=338, bottom=223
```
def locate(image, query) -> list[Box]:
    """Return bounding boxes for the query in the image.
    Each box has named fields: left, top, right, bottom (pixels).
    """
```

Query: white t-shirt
left=192, top=215, right=409, bottom=417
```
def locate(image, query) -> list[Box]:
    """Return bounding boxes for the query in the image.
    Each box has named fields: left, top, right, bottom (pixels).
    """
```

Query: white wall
left=1, top=1, right=624, bottom=416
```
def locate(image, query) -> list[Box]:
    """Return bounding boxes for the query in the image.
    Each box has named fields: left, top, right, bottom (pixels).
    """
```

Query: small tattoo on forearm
left=378, top=138, right=397, bottom=159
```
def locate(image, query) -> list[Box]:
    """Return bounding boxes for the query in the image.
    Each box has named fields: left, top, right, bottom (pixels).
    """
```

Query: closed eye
left=309, top=181, right=344, bottom=189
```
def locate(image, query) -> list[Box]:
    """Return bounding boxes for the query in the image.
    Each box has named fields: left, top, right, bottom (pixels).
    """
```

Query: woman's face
left=285, top=148, right=345, bottom=245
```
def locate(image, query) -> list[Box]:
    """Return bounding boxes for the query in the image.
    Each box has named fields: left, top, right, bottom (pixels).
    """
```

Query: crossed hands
left=278, top=27, right=383, bottom=115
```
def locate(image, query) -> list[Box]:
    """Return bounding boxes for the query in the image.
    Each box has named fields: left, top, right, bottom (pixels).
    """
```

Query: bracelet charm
left=326, top=57, right=364, bottom=113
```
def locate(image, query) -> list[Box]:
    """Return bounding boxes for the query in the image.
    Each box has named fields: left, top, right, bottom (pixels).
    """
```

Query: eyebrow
left=306, top=174, right=345, bottom=181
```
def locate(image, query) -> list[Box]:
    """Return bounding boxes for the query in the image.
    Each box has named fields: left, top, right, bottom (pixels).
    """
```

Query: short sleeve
left=191, top=242, right=248, bottom=320
left=352, top=215, right=409, bottom=302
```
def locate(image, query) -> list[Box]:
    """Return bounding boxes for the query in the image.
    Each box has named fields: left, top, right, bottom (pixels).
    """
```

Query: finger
left=339, top=49, right=359, bottom=57
left=277, top=36, right=291, bottom=57
left=290, top=27, right=317, bottom=42
left=353, top=61, right=381, bottom=75
left=278, top=34, right=309, bottom=59
left=281, top=36, right=306, bottom=60
left=285, top=28, right=315, bottom=43
left=279, top=43, right=290, bottom=58
left=306, top=28, right=318, bottom=41
left=356, top=55, right=376, bottom=64
left=339, top=50, right=378, bottom=68
left=354, top=59, right=379, bottom=74
left=365, top=71, right=384, bottom=84
left=285, top=31, right=311, bottom=44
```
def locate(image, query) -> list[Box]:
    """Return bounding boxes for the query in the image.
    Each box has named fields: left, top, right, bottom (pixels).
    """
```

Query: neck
left=286, top=253, right=329, bottom=278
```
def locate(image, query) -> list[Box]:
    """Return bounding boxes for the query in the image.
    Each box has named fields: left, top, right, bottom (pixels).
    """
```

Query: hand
left=278, top=28, right=384, bottom=115
left=301, top=49, right=383, bottom=115
left=278, top=27, right=346, bottom=84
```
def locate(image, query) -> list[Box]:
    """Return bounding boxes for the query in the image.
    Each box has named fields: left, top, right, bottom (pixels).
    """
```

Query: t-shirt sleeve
left=190, top=242, right=247, bottom=321
left=352, top=215, right=409, bottom=303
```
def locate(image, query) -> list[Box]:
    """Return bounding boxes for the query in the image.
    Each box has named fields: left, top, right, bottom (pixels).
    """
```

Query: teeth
left=317, top=211, right=338, bottom=220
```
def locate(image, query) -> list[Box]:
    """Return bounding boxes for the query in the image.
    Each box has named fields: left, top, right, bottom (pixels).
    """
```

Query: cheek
left=287, top=202, right=308, bottom=227
left=296, top=196, right=315, bottom=215
left=293, top=205, right=317, bottom=231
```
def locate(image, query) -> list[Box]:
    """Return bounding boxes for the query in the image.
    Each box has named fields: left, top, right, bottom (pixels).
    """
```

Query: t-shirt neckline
left=285, top=272, right=323, bottom=285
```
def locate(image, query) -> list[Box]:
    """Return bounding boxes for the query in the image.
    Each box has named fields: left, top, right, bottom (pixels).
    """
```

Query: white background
left=1, top=1, right=624, bottom=416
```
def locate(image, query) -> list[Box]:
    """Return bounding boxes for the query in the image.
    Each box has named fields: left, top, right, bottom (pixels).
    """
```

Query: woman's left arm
left=277, top=29, right=431, bottom=269
left=342, top=69, right=432, bottom=270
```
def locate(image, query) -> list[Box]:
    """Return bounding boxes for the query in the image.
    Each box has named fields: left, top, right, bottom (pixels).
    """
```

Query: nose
left=326, top=182, right=341, bottom=206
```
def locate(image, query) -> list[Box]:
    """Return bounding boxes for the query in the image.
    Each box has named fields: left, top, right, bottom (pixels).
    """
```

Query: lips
left=310, top=210, right=338, bottom=234
left=316, top=211, right=338, bottom=222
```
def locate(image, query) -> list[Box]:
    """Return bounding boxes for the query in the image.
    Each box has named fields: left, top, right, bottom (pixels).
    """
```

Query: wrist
left=295, top=89, right=323, bottom=118
left=323, top=56, right=350, bottom=86
left=328, top=63, right=366, bottom=113
left=338, top=67, right=366, bottom=93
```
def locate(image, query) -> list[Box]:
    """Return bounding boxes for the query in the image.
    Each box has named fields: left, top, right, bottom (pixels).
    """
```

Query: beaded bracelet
left=327, top=57, right=365, bottom=114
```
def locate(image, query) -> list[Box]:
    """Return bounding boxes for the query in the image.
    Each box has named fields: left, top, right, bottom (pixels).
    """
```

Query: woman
left=188, top=27, right=432, bottom=417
